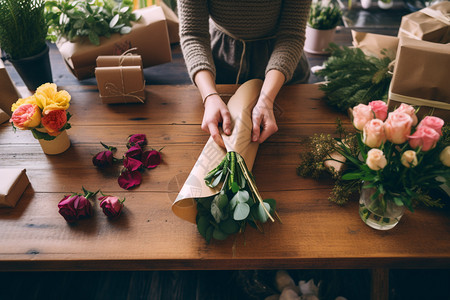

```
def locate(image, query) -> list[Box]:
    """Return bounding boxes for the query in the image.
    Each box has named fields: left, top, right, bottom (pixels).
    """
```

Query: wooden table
left=1, top=84, right=450, bottom=299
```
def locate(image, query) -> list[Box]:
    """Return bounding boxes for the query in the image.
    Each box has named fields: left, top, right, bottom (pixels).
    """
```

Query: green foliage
left=196, top=152, right=278, bottom=243
left=316, top=44, right=394, bottom=112
left=0, top=0, right=48, bottom=59
left=308, top=2, right=342, bottom=30
left=45, top=0, right=140, bottom=46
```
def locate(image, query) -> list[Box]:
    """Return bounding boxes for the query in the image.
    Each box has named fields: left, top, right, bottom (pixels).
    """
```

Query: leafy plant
left=0, top=0, right=48, bottom=60
left=45, top=0, right=140, bottom=46
left=308, top=1, right=342, bottom=30
left=316, top=43, right=394, bottom=112
left=196, top=152, right=279, bottom=243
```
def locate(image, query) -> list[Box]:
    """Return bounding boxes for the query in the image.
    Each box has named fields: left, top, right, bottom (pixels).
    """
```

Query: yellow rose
left=11, top=95, right=38, bottom=112
left=401, top=150, right=418, bottom=168
left=440, top=146, right=450, bottom=167
left=34, top=83, right=70, bottom=113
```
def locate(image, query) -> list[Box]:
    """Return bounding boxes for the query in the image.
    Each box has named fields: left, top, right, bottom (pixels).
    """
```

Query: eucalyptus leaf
left=219, top=218, right=239, bottom=235
left=109, top=14, right=119, bottom=28
left=210, top=201, right=222, bottom=224
left=234, top=203, right=250, bottom=221
left=197, top=216, right=209, bottom=239
left=264, top=198, right=276, bottom=210
left=237, top=190, right=249, bottom=203
left=88, top=31, right=100, bottom=45
left=217, top=192, right=228, bottom=210
left=212, top=228, right=228, bottom=241
left=120, top=26, right=132, bottom=34
left=205, top=226, right=213, bottom=244
left=257, top=202, right=271, bottom=223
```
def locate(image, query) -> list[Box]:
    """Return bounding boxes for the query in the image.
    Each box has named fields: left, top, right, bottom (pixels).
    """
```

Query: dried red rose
left=92, top=150, right=114, bottom=168
left=58, top=188, right=97, bottom=223
left=125, top=145, right=142, bottom=160
left=142, top=150, right=162, bottom=169
left=123, top=156, right=143, bottom=171
left=98, top=195, right=125, bottom=218
left=118, top=170, right=142, bottom=189
left=127, top=134, right=147, bottom=148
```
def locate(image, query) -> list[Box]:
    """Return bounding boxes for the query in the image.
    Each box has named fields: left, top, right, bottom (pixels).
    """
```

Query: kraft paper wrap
left=0, top=108, right=9, bottom=124
left=96, top=54, right=143, bottom=68
left=57, top=6, right=171, bottom=80
left=0, top=59, right=21, bottom=116
left=172, top=79, right=263, bottom=223
left=0, top=168, right=30, bottom=208
left=96, top=66, right=145, bottom=104
left=160, top=2, right=180, bottom=44
left=388, top=37, right=450, bottom=121
left=351, top=30, right=399, bottom=58
left=398, top=2, right=450, bottom=44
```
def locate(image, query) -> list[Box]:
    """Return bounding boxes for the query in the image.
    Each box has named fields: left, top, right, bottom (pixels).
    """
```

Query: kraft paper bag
left=0, top=59, right=21, bottom=116
left=57, top=6, right=171, bottom=80
left=398, top=2, right=450, bottom=44
left=351, top=30, right=399, bottom=58
left=388, top=37, right=450, bottom=121
left=0, top=168, right=30, bottom=208
left=172, top=79, right=263, bottom=223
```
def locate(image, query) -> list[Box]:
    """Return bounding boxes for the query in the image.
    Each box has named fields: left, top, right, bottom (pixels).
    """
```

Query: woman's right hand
left=201, top=95, right=232, bottom=149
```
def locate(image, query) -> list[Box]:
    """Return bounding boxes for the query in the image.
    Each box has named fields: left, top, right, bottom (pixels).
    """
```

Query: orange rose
left=41, top=109, right=67, bottom=136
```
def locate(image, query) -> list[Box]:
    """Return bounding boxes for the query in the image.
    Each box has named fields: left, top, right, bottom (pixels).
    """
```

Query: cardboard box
left=398, top=2, right=450, bottom=44
left=96, top=66, right=145, bottom=104
left=96, top=54, right=143, bottom=68
left=0, top=108, right=9, bottom=124
left=57, top=6, right=172, bottom=80
left=0, top=169, right=30, bottom=208
left=352, top=30, right=399, bottom=58
left=0, top=59, right=21, bottom=116
left=388, top=37, right=450, bottom=121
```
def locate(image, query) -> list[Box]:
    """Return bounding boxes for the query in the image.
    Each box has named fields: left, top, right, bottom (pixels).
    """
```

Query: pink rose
left=408, top=127, right=440, bottom=151
left=123, top=156, right=143, bottom=171
left=416, top=116, right=444, bottom=136
left=118, top=170, right=142, bottom=189
left=363, top=119, right=386, bottom=148
left=352, top=104, right=374, bottom=131
left=368, top=100, right=388, bottom=121
left=142, top=150, right=162, bottom=169
left=384, top=112, right=413, bottom=144
left=41, top=109, right=67, bottom=136
left=98, top=195, right=124, bottom=218
left=127, top=134, right=147, bottom=148
left=394, top=103, right=418, bottom=126
left=366, top=149, right=387, bottom=171
left=10, top=104, right=41, bottom=129
left=58, top=194, right=92, bottom=223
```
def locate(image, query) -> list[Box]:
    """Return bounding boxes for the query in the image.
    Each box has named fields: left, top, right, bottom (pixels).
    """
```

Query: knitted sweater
left=178, top=0, right=311, bottom=83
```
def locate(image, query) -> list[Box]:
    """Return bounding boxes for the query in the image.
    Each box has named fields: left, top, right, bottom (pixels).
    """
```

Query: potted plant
left=0, top=0, right=52, bottom=91
left=304, top=1, right=342, bottom=55
left=378, top=0, right=393, bottom=9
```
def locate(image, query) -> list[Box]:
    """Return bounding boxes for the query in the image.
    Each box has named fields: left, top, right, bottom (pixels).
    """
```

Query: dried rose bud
left=118, top=170, right=142, bottom=190
left=98, top=195, right=125, bottom=218
left=123, top=156, right=143, bottom=171
left=92, top=150, right=114, bottom=168
left=125, top=145, right=142, bottom=160
left=127, top=134, right=147, bottom=148
left=142, top=150, right=162, bottom=169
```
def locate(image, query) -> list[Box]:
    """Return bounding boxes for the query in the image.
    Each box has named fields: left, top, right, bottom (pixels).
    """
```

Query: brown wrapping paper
left=388, top=37, right=450, bottom=121
left=160, top=2, right=180, bottom=44
left=351, top=30, right=399, bottom=58
left=172, top=79, right=263, bottom=223
left=398, top=2, right=450, bottom=44
left=0, top=59, right=21, bottom=116
left=0, top=109, right=9, bottom=124
left=0, top=168, right=30, bottom=208
left=96, top=66, right=145, bottom=104
left=57, top=6, right=171, bottom=80
left=96, top=55, right=143, bottom=68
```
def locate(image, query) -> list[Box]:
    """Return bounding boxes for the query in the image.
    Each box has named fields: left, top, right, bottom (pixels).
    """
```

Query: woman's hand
left=252, top=97, right=278, bottom=143
left=202, top=95, right=232, bottom=148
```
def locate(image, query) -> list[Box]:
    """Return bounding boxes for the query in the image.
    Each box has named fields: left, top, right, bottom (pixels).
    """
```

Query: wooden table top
left=1, top=84, right=449, bottom=272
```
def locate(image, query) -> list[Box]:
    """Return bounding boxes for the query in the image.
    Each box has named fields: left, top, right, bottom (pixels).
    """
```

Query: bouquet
left=10, top=83, right=71, bottom=140
left=298, top=100, right=449, bottom=227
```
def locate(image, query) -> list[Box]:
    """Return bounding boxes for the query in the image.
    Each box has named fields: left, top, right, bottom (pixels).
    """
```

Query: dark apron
left=210, top=20, right=310, bottom=85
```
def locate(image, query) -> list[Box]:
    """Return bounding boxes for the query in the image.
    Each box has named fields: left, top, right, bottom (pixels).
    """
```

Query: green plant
left=0, top=0, right=48, bottom=60
left=308, top=1, right=342, bottom=30
left=45, top=0, right=140, bottom=46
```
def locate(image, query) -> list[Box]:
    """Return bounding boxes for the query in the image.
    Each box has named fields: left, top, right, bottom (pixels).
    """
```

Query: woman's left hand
left=251, top=99, right=278, bottom=143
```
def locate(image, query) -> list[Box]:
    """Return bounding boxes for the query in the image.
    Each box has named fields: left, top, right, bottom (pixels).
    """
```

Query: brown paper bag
left=351, top=30, right=399, bottom=58
left=172, top=79, right=262, bottom=223
left=57, top=6, right=171, bottom=80
left=0, top=168, right=30, bottom=208
left=0, top=60, right=21, bottom=116
left=398, top=2, right=450, bottom=44
left=388, top=37, right=450, bottom=121
left=96, top=66, right=146, bottom=104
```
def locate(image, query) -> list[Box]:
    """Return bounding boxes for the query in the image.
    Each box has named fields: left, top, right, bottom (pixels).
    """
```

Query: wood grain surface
left=1, top=84, right=449, bottom=272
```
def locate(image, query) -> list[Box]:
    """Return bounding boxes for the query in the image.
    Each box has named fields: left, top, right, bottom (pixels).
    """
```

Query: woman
left=178, top=0, right=311, bottom=147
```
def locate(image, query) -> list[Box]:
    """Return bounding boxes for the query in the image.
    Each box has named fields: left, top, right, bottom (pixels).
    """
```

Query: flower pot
left=377, top=0, right=393, bottom=9
left=359, top=183, right=405, bottom=230
left=37, top=130, right=71, bottom=155
left=9, top=44, right=53, bottom=92
left=361, top=0, right=372, bottom=9
left=304, top=26, right=336, bottom=55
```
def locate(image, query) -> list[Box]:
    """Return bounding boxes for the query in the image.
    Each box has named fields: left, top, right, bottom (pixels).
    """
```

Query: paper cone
left=172, top=79, right=263, bottom=223
left=37, top=130, right=71, bottom=155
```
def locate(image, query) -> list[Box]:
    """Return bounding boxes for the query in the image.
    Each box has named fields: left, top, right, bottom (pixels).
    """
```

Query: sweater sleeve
left=265, top=0, right=310, bottom=82
left=178, top=0, right=216, bottom=83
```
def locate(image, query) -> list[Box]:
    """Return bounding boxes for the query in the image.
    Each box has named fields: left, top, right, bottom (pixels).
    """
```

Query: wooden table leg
left=371, top=268, right=389, bottom=300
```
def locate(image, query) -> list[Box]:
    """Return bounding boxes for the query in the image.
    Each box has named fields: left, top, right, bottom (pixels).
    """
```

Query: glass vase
left=359, top=183, right=405, bottom=230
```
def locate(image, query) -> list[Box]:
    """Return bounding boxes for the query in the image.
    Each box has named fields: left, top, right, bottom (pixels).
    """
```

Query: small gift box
left=0, top=169, right=30, bottom=208
left=0, top=59, right=21, bottom=116
left=398, top=2, right=450, bottom=44
left=388, top=37, right=450, bottom=121
left=0, top=108, right=9, bottom=124
left=96, top=54, right=145, bottom=104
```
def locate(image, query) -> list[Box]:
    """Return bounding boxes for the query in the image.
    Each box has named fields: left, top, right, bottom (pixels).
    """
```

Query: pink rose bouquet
left=10, top=83, right=71, bottom=140
left=337, top=101, right=450, bottom=212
